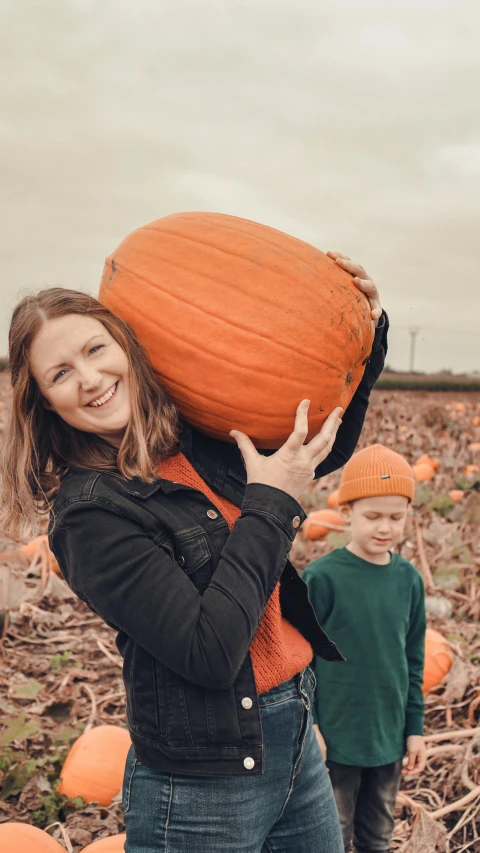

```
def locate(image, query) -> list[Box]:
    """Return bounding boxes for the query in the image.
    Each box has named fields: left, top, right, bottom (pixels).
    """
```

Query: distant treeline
left=376, top=371, right=480, bottom=392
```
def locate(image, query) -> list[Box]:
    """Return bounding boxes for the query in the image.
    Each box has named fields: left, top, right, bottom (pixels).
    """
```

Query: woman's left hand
left=327, top=251, right=383, bottom=326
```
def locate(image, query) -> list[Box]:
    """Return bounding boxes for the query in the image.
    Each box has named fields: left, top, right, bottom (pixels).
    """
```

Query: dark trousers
left=326, top=760, right=402, bottom=853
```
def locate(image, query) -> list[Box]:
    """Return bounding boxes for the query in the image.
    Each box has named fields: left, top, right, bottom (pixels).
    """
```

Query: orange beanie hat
left=338, top=444, right=415, bottom=505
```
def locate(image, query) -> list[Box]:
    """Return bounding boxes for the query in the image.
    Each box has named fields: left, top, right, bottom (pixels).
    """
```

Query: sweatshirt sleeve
left=302, top=563, right=335, bottom=726
left=404, top=571, right=426, bottom=737
left=314, top=311, right=389, bottom=478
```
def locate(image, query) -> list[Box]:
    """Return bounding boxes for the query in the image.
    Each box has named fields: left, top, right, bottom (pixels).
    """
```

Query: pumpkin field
left=0, top=370, right=479, bottom=852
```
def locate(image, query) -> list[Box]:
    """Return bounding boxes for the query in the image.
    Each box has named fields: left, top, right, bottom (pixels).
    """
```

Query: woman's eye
left=89, top=345, right=104, bottom=355
left=53, top=369, right=67, bottom=382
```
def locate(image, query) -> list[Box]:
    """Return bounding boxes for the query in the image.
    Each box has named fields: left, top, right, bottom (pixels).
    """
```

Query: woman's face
left=30, top=314, right=131, bottom=446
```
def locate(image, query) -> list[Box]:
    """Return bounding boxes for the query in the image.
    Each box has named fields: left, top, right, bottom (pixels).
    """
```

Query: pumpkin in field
left=468, top=442, right=480, bottom=452
left=302, top=509, right=346, bottom=541
left=413, top=462, right=436, bottom=482
left=57, top=725, right=131, bottom=806
left=448, top=490, right=465, bottom=501
left=0, top=823, right=65, bottom=852
left=22, top=535, right=61, bottom=574
left=327, top=489, right=340, bottom=509
left=422, top=629, right=454, bottom=694
left=82, top=834, right=127, bottom=852
left=472, top=416, right=480, bottom=427
left=99, top=212, right=374, bottom=448
left=0, top=535, right=60, bottom=575
left=416, top=454, right=439, bottom=471
left=464, top=464, right=479, bottom=475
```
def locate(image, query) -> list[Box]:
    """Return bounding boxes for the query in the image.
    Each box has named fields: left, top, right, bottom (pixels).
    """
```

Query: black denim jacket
left=49, top=316, right=388, bottom=776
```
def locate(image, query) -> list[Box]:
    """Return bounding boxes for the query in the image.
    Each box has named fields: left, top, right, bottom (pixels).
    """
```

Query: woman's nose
left=78, top=366, right=103, bottom=391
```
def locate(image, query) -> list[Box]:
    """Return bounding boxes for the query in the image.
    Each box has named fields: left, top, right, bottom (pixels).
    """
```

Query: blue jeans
left=122, top=668, right=343, bottom=852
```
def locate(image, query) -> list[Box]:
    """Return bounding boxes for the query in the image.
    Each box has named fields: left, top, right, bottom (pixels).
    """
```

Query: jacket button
left=207, top=509, right=218, bottom=519
left=241, top=697, right=253, bottom=710
left=292, top=515, right=301, bottom=529
left=177, top=556, right=185, bottom=567
left=243, top=757, right=255, bottom=770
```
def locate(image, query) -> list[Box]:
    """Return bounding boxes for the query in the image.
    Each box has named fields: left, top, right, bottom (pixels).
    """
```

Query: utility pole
left=409, top=327, right=420, bottom=373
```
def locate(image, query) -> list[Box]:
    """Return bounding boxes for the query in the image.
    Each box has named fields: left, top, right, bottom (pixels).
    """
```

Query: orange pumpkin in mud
left=99, top=212, right=374, bottom=448
left=327, top=489, right=340, bottom=509
left=0, top=823, right=64, bottom=853
left=422, top=629, right=454, bottom=694
left=413, top=462, right=436, bottom=482
left=57, top=725, right=131, bottom=806
left=302, top=509, right=346, bottom=541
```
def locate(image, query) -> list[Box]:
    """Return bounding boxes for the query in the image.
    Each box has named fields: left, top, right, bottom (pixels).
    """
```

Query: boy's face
left=340, top=495, right=409, bottom=559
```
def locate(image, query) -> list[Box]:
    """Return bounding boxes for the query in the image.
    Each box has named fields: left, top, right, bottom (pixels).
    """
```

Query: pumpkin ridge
left=139, top=223, right=359, bottom=302
left=150, top=212, right=335, bottom=271
left=100, top=212, right=374, bottom=447
left=113, top=260, right=359, bottom=374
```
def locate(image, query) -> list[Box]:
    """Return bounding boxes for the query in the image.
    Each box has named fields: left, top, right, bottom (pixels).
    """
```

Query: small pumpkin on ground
left=57, top=725, right=131, bottom=806
left=421, top=629, right=454, bottom=694
left=413, top=462, right=436, bottom=482
left=416, top=454, right=440, bottom=471
left=448, top=490, right=465, bottom=501
left=463, top=464, right=479, bottom=475
left=99, top=212, right=374, bottom=448
left=327, top=489, right=340, bottom=509
left=0, top=823, right=65, bottom=852
left=302, top=509, right=346, bottom=541
left=0, top=534, right=60, bottom=575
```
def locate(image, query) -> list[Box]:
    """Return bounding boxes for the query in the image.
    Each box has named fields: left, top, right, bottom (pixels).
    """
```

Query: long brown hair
left=1, top=287, right=180, bottom=541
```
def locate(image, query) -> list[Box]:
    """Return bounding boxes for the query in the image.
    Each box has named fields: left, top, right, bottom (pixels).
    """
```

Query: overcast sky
left=1, top=0, right=479, bottom=372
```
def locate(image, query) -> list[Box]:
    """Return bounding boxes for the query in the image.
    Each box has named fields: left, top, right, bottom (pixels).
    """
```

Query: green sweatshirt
left=302, top=548, right=426, bottom=767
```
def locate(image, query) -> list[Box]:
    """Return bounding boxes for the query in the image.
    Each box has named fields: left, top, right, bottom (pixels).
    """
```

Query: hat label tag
left=381, top=474, right=390, bottom=479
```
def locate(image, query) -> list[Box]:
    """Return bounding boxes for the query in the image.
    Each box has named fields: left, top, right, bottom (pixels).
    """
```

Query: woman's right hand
left=229, top=401, right=343, bottom=502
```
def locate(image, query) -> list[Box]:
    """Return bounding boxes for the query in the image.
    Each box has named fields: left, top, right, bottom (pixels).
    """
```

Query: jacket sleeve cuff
left=372, top=310, right=389, bottom=353
left=405, top=713, right=424, bottom=737
left=242, top=483, right=307, bottom=541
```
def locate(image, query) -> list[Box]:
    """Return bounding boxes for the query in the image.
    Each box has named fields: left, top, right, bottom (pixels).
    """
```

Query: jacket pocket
left=172, top=529, right=211, bottom=575
left=126, top=644, right=167, bottom=740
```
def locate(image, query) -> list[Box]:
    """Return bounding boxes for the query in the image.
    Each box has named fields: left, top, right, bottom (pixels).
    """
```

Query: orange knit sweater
left=159, top=453, right=313, bottom=694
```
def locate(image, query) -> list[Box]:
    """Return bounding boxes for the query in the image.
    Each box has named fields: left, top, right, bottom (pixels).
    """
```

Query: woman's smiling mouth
left=87, top=381, right=119, bottom=408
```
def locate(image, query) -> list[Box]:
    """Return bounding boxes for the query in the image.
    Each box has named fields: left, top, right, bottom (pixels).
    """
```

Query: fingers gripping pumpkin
left=99, top=212, right=374, bottom=448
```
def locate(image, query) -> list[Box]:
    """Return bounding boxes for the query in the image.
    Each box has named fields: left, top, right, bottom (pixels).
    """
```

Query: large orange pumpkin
left=0, top=823, right=64, bottom=852
left=82, top=834, right=127, bottom=852
left=99, top=212, right=373, bottom=448
left=422, top=629, right=454, bottom=694
left=57, top=725, right=131, bottom=806
left=302, top=509, right=346, bottom=541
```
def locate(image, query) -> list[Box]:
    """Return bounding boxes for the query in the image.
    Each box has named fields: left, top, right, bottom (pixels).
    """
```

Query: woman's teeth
left=89, top=382, right=118, bottom=407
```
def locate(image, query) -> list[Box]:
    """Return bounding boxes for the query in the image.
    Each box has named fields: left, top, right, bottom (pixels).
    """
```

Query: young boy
left=302, top=444, right=427, bottom=853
